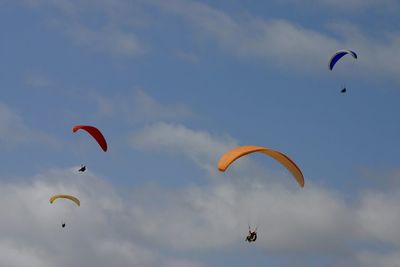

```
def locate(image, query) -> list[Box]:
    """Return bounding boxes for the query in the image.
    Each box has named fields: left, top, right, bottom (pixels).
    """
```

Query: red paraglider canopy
left=72, top=125, right=108, bottom=152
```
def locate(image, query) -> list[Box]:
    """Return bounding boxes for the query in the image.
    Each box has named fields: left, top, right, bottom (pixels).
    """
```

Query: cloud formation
left=129, top=122, right=400, bottom=264
left=2, top=162, right=400, bottom=266
left=130, top=122, right=236, bottom=173
left=2, top=115, right=400, bottom=267
left=0, top=103, right=58, bottom=147
left=23, top=0, right=145, bottom=57
left=0, top=167, right=205, bottom=267
left=20, top=0, right=400, bottom=82
left=307, top=0, right=398, bottom=10
left=95, top=90, right=193, bottom=123
left=151, top=0, right=400, bottom=81
left=65, top=23, right=144, bottom=57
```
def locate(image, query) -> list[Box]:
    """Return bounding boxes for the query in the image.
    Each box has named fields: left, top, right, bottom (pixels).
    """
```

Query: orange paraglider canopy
left=218, top=145, right=304, bottom=187
left=72, top=125, right=108, bottom=152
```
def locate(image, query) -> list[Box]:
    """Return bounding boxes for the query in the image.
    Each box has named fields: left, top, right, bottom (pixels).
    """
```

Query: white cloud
left=164, top=259, right=206, bottom=267
left=93, top=240, right=158, bottom=267
left=1, top=157, right=400, bottom=266
left=271, top=0, right=398, bottom=11
left=150, top=0, right=338, bottom=71
left=130, top=123, right=352, bottom=252
left=0, top=241, right=54, bottom=267
left=0, top=167, right=206, bottom=267
left=131, top=90, right=192, bottom=121
left=95, top=90, right=192, bottom=123
left=129, top=182, right=353, bottom=252
left=65, top=23, right=144, bottom=57
left=24, top=0, right=145, bottom=57
left=0, top=103, right=58, bottom=147
left=149, top=0, right=400, bottom=82
left=21, top=0, right=400, bottom=82
left=354, top=251, right=400, bottom=267
left=130, top=122, right=236, bottom=174
left=356, top=190, right=400, bottom=245
left=0, top=165, right=349, bottom=264
left=316, top=0, right=398, bottom=10
left=129, top=122, right=400, bottom=255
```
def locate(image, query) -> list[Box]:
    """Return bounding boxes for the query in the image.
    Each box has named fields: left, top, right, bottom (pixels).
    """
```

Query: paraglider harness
left=78, top=165, right=86, bottom=172
left=246, top=226, right=257, bottom=242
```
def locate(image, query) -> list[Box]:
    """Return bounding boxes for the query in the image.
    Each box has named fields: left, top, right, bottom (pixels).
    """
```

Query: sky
left=0, top=0, right=400, bottom=266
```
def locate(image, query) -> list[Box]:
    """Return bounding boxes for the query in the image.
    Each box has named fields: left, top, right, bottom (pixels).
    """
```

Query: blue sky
left=1, top=0, right=400, bottom=266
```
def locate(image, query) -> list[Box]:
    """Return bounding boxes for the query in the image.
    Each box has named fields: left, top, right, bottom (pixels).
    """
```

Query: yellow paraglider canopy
left=49, top=194, right=80, bottom=206
left=218, top=145, right=304, bottom=187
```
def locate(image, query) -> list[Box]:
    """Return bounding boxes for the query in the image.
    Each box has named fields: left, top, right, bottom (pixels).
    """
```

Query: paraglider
left=49, top=194, right=80, bottom=228
left=72, top=125, right=108, bottom=152
left=246, top=226, right=257, bottom=243
left=329, top=50, right=357, bottom=93
left=218, top=145, right=304, bottom=187
left=72, top=125, right=107, bottom=172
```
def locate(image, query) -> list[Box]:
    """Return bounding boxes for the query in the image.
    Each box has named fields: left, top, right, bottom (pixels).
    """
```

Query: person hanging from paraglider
left=49, top=194, right=80, bottom=229
left=340, top=83, right=346, bottom=94
left=245, top=226, right=257, bottom=242
left=73, top=125, right=107, bottom=174
left=78, top=164, right=86, bottom=172
left=329, top=50, right=357, bottom=94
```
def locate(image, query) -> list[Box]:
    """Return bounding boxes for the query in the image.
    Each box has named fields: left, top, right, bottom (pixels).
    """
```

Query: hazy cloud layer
left=23, top=0, right=145, bottom=57
left=0, top=103, right=58, bottom=147
left=2, top=161, right=400, bottom=266
left=328, top=0, right=397, bottom=8
left=95, top=90, right=192, bottom=123
left=284, top=0, right=399, bottom=10
left=64, top=23, right=144, bottom=57
left=130, top=122, right=236, bottom=174
left=0, top=168, right=205, bottom=267
left=0, top=114, right=397, bottom=265
left=20, top=0, right=400, bottom=82
left=3, top=1, right=400, bottom=266
left=356, top=190, right=400, bottom=244
left=151, top=0, right=400, bottom=81
left=130, top=122, right=400, bottom=255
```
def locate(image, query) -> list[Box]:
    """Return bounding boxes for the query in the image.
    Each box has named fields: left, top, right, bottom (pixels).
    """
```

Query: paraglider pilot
left=246, top=226, right=257, bottom=242
left=78, top=165, right=86, bottom=172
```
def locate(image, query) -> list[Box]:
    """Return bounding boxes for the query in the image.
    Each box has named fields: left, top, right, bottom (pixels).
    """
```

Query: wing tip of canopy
left=72, top=125, right=83, bottom=133
left=217, top=145, right=261, bottom=172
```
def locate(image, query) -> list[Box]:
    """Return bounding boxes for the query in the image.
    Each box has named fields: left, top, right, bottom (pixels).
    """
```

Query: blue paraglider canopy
left=329, top=50, right=357, bottom=70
